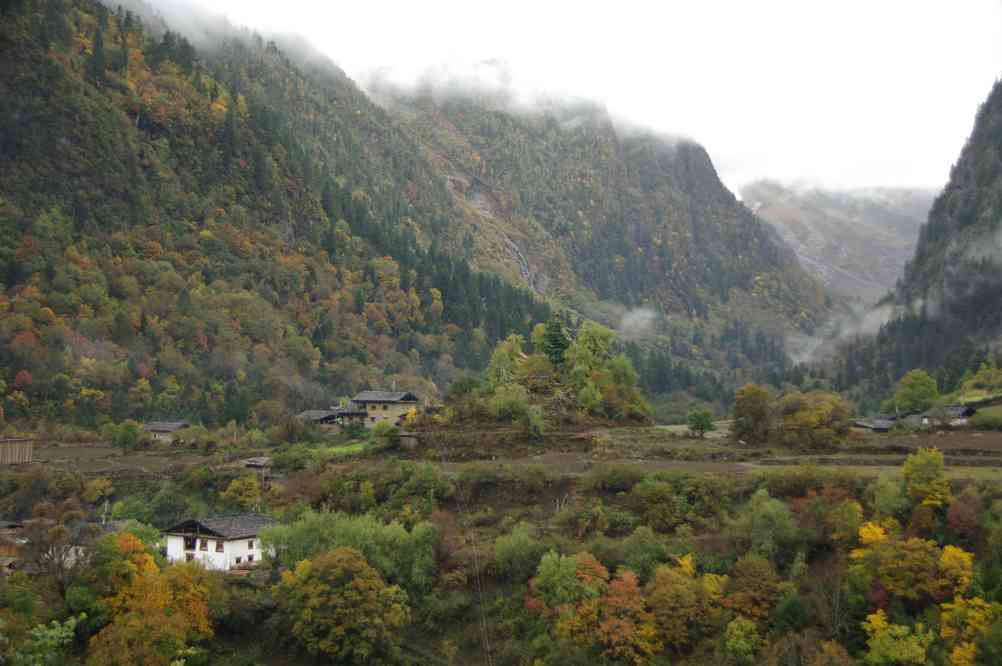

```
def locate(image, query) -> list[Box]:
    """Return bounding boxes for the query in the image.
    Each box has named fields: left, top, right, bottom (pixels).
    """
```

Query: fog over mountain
left=156, top=0, right=1002, bottom=191
left=741, top=181, right=936, bottom=304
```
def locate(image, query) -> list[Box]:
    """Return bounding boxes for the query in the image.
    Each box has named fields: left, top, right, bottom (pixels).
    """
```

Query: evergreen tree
left=88, top=27, right=106, bottom=84
left=541, top=318, right=570, bottom=366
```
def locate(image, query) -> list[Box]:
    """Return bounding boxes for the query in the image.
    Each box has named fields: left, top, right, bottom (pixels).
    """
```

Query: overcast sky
left=193, top=0, right=1002, bottom=191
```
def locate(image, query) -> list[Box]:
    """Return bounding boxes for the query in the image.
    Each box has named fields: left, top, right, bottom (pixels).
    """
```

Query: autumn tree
left=774, top=391, right=852, bottom=449
left=902, top=447, right=950, bottom=508
left=220, top=474, right=262, bottom=511
left=732, top=383, right=772, bottom=445
left=273, top=547, right=410, bottom=664
left=556, top=568, right=661, bottom=665
left=87, top=534, right=213, bottom=666
left=861, top=609, right=933, bottom=665
left=645, top=555, right=726, bottom=652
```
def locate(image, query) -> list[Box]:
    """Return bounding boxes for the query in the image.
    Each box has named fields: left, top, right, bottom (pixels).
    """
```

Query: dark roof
left=144, top=420, right=190, bottom=433
left=352, top=390, right=419, bottom=404
left=947, top=405, right=977, bottom=417
left=332, top=407, right=367, bottom=417
left=297, top=409, right=337, bottom=421
left=854, top=419, right=894, bottom=432
left=166, top=513, right=278, bottom=539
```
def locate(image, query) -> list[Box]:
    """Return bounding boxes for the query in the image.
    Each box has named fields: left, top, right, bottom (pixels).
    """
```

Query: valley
left=1, top=0, right=1002, bottom=665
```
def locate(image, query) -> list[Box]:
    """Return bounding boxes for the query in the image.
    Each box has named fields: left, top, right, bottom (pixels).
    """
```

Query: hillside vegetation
left=0, top=0, right=550, bottom=426
left=0, top=0, right=840, bottom=427
left=831, top=80, right=1002, bottom=404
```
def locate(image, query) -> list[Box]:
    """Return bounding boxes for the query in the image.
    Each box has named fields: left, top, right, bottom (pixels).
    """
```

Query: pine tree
left=542, top=318, right=570, bottom=366
left=88, top=27, right=106, bottom=84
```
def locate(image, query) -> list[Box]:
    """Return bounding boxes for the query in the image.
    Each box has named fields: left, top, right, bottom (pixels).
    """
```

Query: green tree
left=273, top=548, right=410, bottom=664
left=485, top=334, right=524, bottom=389
left=727, top=489, right=798, bottom=560
left=541, top=318, right=570, bottom=366
left=87, top=27, right=106, bottom=83
left=732, top=384, right=772, bottom=445
left=722, top=616, right=763, bottom=665
left=9, top=614, right=83, bottom=666
left=493, top=522, right=546, bottom=582
left=889, top=369, right=939, bottom=414
left=687, top=409, right=716, bottom=438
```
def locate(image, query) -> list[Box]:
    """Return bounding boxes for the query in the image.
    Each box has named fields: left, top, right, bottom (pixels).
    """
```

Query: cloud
left=140, top=0, right=1002, bottom=191
left=617, top=307, right=659, bottom=339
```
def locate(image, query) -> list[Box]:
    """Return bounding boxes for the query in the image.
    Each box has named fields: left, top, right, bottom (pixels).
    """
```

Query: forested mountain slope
left=380, top=82, right=830, bottom=329
left=832, top=79, right=1002, bottom=400
left=0, top=0, right=835, bottom=427
left=742, top=181, right=933, bottom=304
left=0, top=0, right=549, bottom=425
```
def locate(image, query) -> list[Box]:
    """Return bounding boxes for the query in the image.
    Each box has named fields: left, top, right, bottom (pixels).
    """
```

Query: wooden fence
left=0, top=439, right=34, bottom=465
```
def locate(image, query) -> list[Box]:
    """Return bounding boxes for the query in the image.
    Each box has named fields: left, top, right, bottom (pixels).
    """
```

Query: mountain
left=0, top=0, right=549, bottom=426
left=0, top=0, right=831, bottom=427
left=741, top=181, right=934, bottom=304
left=376, top=78, right=829, bottom=330
left=831, top=79, right=1002, bottom=401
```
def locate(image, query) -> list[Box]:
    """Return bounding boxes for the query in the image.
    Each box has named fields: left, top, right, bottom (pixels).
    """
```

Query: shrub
left=620, top=526, right=668, bottom=582
left=488, top=383, right=531, bottom=422
left=582, top=464, right=645, bottom=493
left=493, top=522, right=547, bottom=582
left=631, top=479, right=685, bottom=533
left=555, top=498, right=609, bottom=539
left=972, top=407, right=1002, bottom=431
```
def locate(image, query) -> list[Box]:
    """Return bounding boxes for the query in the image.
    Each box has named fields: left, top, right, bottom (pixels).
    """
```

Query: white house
left=164, top=514, right=277, bottom=571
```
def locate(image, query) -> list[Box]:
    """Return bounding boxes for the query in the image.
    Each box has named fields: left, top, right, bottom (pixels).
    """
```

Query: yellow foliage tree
left=87, top=537, right=213, bottom=666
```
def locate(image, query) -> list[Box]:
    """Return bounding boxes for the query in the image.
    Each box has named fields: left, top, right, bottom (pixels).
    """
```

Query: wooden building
left=0, top=439, right=33, bottom=465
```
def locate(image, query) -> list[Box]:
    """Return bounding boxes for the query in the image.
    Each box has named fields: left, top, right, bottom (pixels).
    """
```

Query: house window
left=371, top=417, right=376, bottom=423
left=235, top=556, right=242, bottom=564
left=248, top=540, right=255, bottom=549
left=382, top=404, right=388, bottom=410
left=216, top=541, right=224, bottom=553
left=199, top=539, right=208, bottom=551
left=248, top=554, right=254, bottom=562
left=184, top=536, right=197, bottom=551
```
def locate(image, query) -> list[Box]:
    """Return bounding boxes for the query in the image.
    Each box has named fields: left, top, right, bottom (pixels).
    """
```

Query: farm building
left=296, top=407, right=368, bottom=430
left=350, top=391, right=419, bottom=427
left=165, top=514, right=277, bottom=571
left=0, top=439, right=33, bottom=465
left=143, top=420, right=190, bottom=442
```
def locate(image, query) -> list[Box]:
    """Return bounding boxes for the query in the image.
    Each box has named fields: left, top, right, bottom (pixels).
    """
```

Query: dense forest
left=0, top=0, right=553, bottom=426
left=0, top=0, right=840, bottom=427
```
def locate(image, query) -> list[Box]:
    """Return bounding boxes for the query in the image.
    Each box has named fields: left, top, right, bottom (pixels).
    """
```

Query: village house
left=143, top=420, right=190, bottom=443
left=164, top=514, right=277, bottom=571
left=350, top=390, right=419, bottom=427
left=295, top=407, right=368, bottom=430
